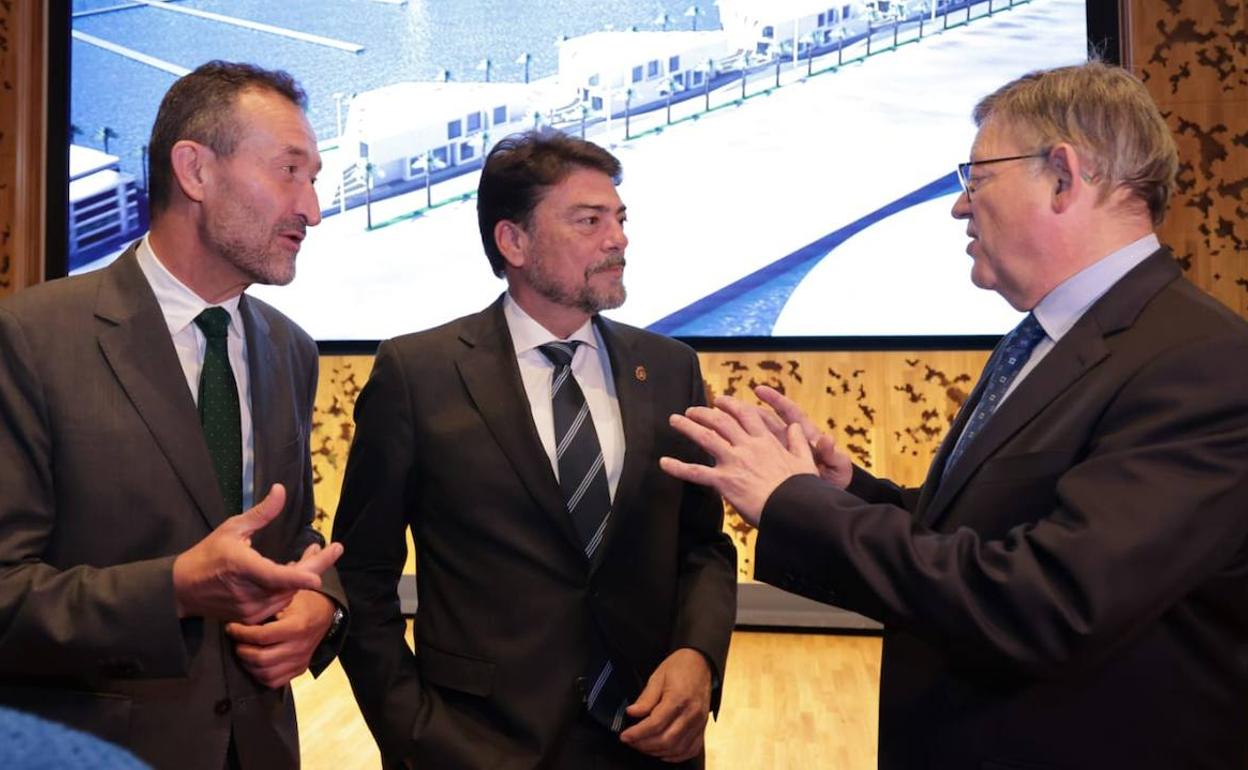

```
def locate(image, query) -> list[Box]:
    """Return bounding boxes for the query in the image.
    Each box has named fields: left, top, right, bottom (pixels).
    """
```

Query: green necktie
left=193, top=307, right=242, bottom=515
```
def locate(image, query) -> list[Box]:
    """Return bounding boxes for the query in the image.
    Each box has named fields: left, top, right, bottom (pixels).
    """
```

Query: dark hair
left=476, top=129, right=622, bottom=277
left=147, top=60, right=307, bottom=215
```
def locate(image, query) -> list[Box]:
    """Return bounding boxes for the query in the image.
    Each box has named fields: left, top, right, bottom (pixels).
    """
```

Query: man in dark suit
left=0, top=62, right=347, bottom=769
left=333, top=130, right=736, bottom=769
left=662, top=62, right=1248, bottom=769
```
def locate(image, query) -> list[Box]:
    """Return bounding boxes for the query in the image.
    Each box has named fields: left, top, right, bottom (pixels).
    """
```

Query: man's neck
left=508, top=289, right=592, bottom=340
left=147, top=219, right=249, bottom=304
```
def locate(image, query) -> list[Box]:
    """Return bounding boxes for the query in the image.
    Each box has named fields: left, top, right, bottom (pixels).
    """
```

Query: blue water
left=71, top=0, right=723, bottom=182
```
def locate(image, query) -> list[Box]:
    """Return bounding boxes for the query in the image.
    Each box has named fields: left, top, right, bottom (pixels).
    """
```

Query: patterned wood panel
left=1131, top=0, right=1248, bottom=315
left=0, top=0, right=18, bottom=296
left=0, top=0, right=47, bottom=299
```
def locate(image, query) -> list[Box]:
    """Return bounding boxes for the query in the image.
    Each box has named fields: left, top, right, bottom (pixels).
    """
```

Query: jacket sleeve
left=287, top=331, right=348, bottom=675
left=331, top=340, right=432, bottom=762
left=0, top=306, right=190, bottom=680
left=757, top=332, right=1248, bottom=678
left=668, top=349, right=738, bottom=710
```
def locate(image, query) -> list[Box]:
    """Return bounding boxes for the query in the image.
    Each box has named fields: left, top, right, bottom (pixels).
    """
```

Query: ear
left=1047, top=143, right=1081, bottom=214
left=494, top=219, right=529, bottom=270
left=169, top=139, right=212, bottom=204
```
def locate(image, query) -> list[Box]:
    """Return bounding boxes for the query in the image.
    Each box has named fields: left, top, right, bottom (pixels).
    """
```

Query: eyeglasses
left=956, top=152, right=1048, bottom=200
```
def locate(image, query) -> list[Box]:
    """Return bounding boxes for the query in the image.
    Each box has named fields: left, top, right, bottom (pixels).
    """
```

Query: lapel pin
left=635, top=365, right=647, bottom=382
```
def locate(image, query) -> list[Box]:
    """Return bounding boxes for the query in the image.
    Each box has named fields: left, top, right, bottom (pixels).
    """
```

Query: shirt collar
left=503, top=292, right=600, bottom=355
left=136, top=234, right=244, bottom=337
left=1032, top=233, right=1160, bottom=343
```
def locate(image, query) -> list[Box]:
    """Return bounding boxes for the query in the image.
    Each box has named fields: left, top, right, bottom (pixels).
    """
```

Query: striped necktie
left=538, top=341, right=632, bottom=732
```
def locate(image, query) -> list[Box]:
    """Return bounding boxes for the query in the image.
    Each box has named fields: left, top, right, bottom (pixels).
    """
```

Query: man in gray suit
left=0, top=61, right=345, bottom=769
left=662, top=62, right=1248, bottom=769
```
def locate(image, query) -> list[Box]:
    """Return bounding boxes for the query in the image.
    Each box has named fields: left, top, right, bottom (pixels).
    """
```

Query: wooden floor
left=293, top=627, right=882, bottom=769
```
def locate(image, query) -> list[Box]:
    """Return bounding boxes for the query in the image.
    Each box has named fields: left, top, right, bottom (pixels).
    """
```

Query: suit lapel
left=94, top=248, right=227, bottom=529
left=592, top=317, right=653, bottom=574
left=454, top=300, right=585, bottom=551
left=241, top=296, right=282, bottom=504
left=922, top=329, right=1106, bottom=527
left=921, top=250, right=1182, bottom=528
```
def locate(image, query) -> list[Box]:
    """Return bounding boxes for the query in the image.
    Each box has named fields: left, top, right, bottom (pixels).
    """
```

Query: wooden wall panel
left=1129, top=0, right=1248, bottom=315
left=0, top=0, right=47, bottom=298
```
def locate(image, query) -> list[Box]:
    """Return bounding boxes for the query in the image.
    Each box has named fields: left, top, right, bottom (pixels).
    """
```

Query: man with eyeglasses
left=660, top=61, right=1248, bottom=769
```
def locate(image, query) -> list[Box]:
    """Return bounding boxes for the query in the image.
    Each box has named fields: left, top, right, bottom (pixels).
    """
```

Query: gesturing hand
left=754, top=385, right=853, bottom=489
left=660, top=395, right=818, bottom=526
left=172, top=484, right=343, bottom=623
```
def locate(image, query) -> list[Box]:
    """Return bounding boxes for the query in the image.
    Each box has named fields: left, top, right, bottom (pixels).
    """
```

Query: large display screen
left=66, top=0, right=1100, bottom=344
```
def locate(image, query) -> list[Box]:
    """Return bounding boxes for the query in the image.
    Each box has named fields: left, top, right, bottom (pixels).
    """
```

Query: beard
left=202, top=179, right=304, bottom=287
left=528, top=252, right=627, bottom=315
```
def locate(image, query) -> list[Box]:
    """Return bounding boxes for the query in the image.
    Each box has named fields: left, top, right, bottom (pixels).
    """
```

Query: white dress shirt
left=135, top=235, right=256, bottom=510
left=503, top=294, right=625, bottom=501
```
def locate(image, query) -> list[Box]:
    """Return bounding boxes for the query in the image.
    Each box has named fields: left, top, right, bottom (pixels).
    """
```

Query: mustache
left=587, top=256, right=626, bottom=276
left=278, top=218, right=308, bottom=238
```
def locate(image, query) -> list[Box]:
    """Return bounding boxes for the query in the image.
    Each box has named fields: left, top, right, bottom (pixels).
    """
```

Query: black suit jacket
left=756, top=251, right=1248, bottom=769
left=0, top=248, right=346, bottom=770
left=333, top=298, right=736, bottom=769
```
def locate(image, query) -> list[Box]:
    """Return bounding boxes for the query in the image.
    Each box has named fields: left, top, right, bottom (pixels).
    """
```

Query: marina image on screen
left=69, top=0, right=1090, bottom=341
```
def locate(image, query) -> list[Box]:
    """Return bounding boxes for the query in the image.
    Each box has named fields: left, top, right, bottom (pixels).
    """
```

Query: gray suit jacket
left=756, top=250, right=1248, bottom=769
left=334, top=298, right=737, bottom=770
left=0, top=247, right=345, bottom=770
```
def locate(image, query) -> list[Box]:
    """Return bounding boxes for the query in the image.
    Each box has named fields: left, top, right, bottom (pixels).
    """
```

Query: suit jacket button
left=214, top=698, right=231, bottom=715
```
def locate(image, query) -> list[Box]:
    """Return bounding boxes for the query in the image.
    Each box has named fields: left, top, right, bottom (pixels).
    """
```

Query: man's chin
left=248, top=256, right=297, bottom=287
left=591, top=285, right=626, bottom=313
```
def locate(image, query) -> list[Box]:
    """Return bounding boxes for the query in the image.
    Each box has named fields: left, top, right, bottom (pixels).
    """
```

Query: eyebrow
left=568, top=203, right=627, bottom=216
left=279, top=144, right=323, bottom=174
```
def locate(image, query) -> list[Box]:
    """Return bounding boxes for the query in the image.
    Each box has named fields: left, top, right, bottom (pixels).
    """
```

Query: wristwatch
left=326, top=606, right=346, bottom=640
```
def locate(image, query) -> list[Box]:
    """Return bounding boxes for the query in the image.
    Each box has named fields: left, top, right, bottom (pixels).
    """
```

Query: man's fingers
left=658, top=456, right=716, bottom=487
left=625, top=674, right=663, bottom=719
left=756, top=385, right=821, bottom=442
left=233, top=649, right=301, bottom=689
left=620, top=701, right=676, bottom=743
left=294, top=541, right=343, bottom=576
left=713, top=395, right=771, bottom=438
left=682, top=403, right=752, bottom=446
left=756, top=404, right=788, bottom=437
left=669, top=413, right=735, bottom=459
left=812, top=434, right=842, bottom=466
left=240, top=550, right=323, bottom=595
left=231, top=484, right=287, bottom=536
left=786, top=422, right=815, bottom=463
left=225, top=615, right=291, bottom=646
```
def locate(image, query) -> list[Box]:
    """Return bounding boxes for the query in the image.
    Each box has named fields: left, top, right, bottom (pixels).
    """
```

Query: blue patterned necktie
left=942, top=313, right=1046, bottom=480
left=194, top=308, right=242, bottom=515
left=538, top=341, right=632, bottom=732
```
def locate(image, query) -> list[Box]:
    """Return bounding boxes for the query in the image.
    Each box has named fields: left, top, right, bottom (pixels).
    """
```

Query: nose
left=606, top=217, right=628, bottom=251
left=951, top=189, right=971, bottom=220
left=298, top=178, right=322, bottom=227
